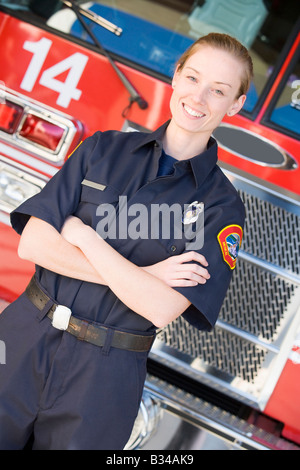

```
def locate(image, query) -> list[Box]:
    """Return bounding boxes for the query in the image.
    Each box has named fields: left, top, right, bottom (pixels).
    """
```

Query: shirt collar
left=132, top=121, right=169, bottom=150
left=189, top=136, right=218, bottom=188
left=132, top=121, right=218, bottom=188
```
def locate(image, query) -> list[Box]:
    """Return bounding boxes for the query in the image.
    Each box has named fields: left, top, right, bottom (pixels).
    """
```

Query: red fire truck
left=0, top=0, right=299, bottom=450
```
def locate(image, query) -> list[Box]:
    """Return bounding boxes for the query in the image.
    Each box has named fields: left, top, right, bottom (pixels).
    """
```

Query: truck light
left=0, top=157, right=45, bottom=214
left=0, top=100, right=23, bottom=134
left=0, top=89, right=82, bottom=163
left=18, top=113, right=66, bottom=152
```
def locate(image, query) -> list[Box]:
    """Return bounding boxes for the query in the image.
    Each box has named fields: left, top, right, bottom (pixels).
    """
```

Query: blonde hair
left=176, top=33, right=253, bottom=98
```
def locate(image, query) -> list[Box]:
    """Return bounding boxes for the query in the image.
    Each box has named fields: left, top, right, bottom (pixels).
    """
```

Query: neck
left=163, top=120, right=210, bottom=160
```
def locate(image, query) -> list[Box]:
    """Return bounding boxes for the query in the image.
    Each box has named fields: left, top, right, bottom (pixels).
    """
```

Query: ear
left=227, top=94, right=246, bottom=116
left=172, top=64, right=181, bottom=88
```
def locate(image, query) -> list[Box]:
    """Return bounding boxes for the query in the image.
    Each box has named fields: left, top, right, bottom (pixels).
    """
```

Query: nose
left=192, top=86, right=207, bottom=105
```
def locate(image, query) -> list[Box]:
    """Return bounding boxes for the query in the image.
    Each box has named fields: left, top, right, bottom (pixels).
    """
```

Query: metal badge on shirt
left=182, top=201, right=204, bottom=225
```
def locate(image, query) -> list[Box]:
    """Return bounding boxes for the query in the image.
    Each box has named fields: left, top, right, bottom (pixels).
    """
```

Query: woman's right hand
left=142, top=251, right=210, bottom=287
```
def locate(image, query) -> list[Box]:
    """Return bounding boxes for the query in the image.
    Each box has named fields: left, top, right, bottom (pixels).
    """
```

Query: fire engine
left=0, top=0, right=299, bottom=450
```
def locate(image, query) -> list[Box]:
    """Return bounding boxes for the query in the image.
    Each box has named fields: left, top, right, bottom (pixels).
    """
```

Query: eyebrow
left=215, top=81, right=232, bottom=88
left=185, top=67, right=232, bottom=87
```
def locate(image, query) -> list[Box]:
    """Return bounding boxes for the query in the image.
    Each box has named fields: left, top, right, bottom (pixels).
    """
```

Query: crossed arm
left=18, top=216, right=210, bottom=328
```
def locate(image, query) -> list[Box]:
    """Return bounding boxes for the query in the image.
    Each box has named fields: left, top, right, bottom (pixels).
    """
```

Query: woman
left=0, top=33, right=252, bottom=449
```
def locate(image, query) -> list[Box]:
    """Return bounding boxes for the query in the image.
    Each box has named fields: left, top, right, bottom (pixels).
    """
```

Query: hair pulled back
left=176, top=33, right=253, bottom=98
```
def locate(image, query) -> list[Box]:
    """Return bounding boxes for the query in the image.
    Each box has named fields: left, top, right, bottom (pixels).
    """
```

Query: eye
left=187, top=75, right=197, bottom=83
left=214, top=89, right=224, bottom=96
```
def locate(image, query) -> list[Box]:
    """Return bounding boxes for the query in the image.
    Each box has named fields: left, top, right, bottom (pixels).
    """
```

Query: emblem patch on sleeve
left=217, top=225, right=243, bottom=270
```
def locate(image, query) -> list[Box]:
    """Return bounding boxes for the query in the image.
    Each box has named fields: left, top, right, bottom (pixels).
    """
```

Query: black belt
left=25, top=276, right=155, bottom=352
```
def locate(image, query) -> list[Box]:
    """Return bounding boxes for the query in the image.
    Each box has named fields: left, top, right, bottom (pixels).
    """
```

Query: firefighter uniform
left=0, top=121, right=245, bottom=449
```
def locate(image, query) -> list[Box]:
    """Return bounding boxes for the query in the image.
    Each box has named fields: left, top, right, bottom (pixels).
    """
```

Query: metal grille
left=157, top=258, right=298, bottom=383
left=240, top=189, right=300, bottom=274
left=157, top=317, right=267, bottom=384
left=153, top=180, right=300, bottom=403
left=221, top=260, right=296, bottom=341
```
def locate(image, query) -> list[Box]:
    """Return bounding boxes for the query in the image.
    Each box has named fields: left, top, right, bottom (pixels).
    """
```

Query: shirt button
left=170, top=245, right=177, bottom=253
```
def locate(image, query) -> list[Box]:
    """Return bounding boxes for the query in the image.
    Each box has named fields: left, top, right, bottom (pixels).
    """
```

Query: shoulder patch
left=217, top=225, right=243, bottom=270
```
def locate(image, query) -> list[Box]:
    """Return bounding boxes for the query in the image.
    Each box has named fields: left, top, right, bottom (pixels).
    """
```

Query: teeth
left=184, top=104, right=205, bottom=118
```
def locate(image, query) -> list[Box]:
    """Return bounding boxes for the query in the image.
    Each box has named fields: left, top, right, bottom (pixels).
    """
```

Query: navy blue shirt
left=11, top=121, right=245, bottom=332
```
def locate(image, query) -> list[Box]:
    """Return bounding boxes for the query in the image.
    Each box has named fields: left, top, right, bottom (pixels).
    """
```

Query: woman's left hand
left=142, top=251, right=210, bottom=287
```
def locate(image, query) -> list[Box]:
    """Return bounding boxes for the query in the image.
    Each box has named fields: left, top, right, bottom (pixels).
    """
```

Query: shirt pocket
left=80, top=179, right=120, bottom=204
left=76, top=180, right=120, bottom=229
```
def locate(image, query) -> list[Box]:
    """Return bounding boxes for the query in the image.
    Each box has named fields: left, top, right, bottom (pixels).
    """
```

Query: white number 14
left=20, top=38, right=89, bottom=108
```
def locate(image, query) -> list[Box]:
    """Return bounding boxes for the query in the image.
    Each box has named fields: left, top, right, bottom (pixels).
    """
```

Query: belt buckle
left=52, top=305, right=72, bottom=331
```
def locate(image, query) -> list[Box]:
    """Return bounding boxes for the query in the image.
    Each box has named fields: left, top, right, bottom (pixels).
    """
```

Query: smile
left=183, top=104, right=205, bottom=118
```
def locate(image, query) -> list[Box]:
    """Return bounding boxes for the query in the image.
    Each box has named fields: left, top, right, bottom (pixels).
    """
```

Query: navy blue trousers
left=0, top=293, right=148, bottom=450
